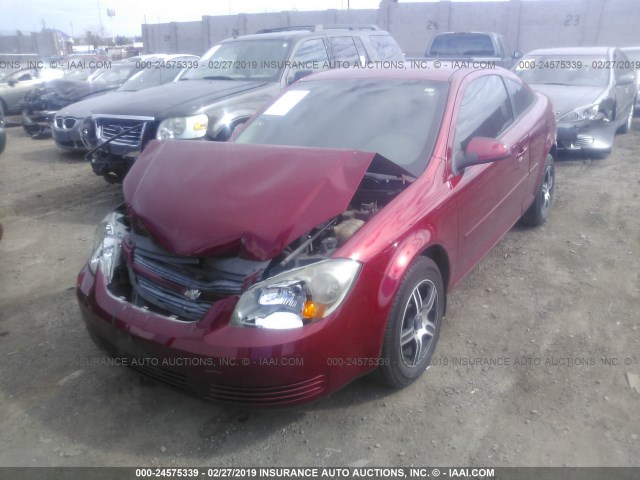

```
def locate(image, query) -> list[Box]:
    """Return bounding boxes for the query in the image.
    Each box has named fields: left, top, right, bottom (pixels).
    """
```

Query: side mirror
left=288, top=69, right=313, bottom=85
left=616, top=72, right=636, bottom=85
left=513, top=50, right=523, bottom=60
left=454, top=137, right=511, bottom=174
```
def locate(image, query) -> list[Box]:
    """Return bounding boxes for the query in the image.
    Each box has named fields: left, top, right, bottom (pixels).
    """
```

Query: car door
left=613, top=50, right=636, bottom=126
left=448, top=73, right=527, bottom=278
left=3, top=69, right=40, bottom=110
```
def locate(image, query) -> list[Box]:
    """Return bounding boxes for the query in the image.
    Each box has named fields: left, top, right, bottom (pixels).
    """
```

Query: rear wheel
left=522, top=154, right=555, bottom=226
left=376, top=257, right=444, bottom=388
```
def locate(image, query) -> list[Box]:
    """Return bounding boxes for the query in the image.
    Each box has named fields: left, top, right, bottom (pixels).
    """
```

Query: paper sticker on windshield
left=263, top=90, right=309, bottom=116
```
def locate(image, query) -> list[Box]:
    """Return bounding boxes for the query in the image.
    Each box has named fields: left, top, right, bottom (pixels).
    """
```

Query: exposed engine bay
left=106, top=171, right=410, bottom=321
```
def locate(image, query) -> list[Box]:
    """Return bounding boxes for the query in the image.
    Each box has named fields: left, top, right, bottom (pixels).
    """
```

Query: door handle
left=516, top=146, right=528, bottom=160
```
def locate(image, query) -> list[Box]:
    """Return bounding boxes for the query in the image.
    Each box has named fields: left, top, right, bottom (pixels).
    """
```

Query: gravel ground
left=0, top=121, right=639, bottom=467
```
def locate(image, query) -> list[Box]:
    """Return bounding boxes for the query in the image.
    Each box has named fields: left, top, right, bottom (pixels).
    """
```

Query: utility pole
left=97, top=0, right=105, bottom=38
left=107, top=9, right=115, bottom=43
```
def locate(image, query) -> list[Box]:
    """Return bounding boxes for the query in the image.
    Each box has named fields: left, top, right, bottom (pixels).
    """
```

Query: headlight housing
left=559, top=104, right=605, bottom=122
left=156, top=114, right=208, bottom=140
left=231, top=259, right=362, bottom=329
left=88, top=211, right=124, bottom=280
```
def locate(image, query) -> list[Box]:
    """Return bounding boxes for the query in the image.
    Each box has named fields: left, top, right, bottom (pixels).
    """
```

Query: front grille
left=575, top=136, right=594, bottom=147
left=207, top=375, right=327, bottom=406
left=55, top=117, right=63, bottom=128
left=126, top=240, right=267, bottom=322
left=93, top=333, right=188, bottom=391
left=96, top=117, right=151, bottom=148
left=64, top=118, right=77, bottom=129
left=136, top=276, right=213, bottom=320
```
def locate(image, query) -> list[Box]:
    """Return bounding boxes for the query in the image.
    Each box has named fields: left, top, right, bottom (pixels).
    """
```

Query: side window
left=504, top=78, right=536, bottom=117
left=368, top=34, right=404, bottom=61
left=290, top=38, right=329, bottom=76
left=329, top=36, right=360, bottom=65
left=454, top=75, right=514, bottom=155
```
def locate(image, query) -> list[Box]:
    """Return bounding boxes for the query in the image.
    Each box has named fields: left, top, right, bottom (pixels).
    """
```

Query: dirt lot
left=0, top=120, right=639, bottom=468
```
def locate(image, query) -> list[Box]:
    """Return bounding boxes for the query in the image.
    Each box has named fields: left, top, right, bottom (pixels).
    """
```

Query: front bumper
left=556, top=119, right=616, bottom=152
left=76, top=262, right=389, bottom=407
left=52, top=119, right=86, bottom=152
left=22, top=109, right=55, bottom=136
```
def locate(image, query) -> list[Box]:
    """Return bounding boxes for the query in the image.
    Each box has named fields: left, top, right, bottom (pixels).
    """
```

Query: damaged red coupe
left=77, top=67, right=556, bottom=406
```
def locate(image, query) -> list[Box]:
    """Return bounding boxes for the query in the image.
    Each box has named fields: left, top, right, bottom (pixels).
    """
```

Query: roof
left=223, top=31, right=319, bottom=42
left=525, top=47, right=613, bottom=56
left=299, top=64, right=478, bottom=84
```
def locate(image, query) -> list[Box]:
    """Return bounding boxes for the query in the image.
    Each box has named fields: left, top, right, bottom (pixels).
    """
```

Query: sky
left=0, top=0, right=555, bottom=38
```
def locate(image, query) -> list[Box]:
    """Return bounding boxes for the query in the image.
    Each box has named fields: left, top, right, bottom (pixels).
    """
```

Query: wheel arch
left=420, top=244, right=450, bottom=315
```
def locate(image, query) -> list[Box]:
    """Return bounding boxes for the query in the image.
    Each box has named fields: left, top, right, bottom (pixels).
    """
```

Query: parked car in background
left=0, top=66, right=64, bottom=113
left=620, top=46, right=640, bottom=110
left=0, top=101, right=6, bottom=155
left=81, top=25, right=405, bottom=183
left=425, top=32, right=522, bottom=69
left=515, top=47, right=637, bottom=157
left=78, top=66, right=556, bottom=406
left=52, top=54, right=198, bottom=151
left=22, top=56, right=179, bottom=137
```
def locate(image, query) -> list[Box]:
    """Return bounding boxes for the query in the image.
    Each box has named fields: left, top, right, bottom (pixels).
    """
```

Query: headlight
left=88, top=212, right=124, bottom=280
left=231, top=259, right=362, bottom=329
left=559, top=104, right=605, bottom=122
left=156, top=114, right=208, bottom=140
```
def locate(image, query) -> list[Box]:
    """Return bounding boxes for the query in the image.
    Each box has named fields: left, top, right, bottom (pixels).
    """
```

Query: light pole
left=107, top=9, right=115, bottom=44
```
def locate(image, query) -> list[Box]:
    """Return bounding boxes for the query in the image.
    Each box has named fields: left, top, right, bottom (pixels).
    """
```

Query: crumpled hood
left=123, top=140, right=377, bottom=260
left=531, top=84, right=606, bottom=117
left=44, top=79, right=119, bottom=101
left=88, top=79, right=270, bottom=118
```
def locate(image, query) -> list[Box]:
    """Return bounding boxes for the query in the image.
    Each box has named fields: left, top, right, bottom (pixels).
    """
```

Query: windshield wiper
left=202, top=75, right=235, bottom=81
left=365, top=171, right=416, bottom=184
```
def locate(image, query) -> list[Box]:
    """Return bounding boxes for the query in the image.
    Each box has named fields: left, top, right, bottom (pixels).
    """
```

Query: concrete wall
left=141, top=0, right=640, bottom=58
left=0, top=31, right=62, bottom=61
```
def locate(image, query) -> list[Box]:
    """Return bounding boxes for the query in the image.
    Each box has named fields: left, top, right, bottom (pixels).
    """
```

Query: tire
left=618, top=103, right=634, bottom=134
left=376, top=257, right=444, bottom=389
left=522, top=154, right=555, bottom=227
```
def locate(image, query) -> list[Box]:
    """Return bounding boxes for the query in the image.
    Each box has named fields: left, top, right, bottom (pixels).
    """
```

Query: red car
left=77, top=66, right=556, bottom=406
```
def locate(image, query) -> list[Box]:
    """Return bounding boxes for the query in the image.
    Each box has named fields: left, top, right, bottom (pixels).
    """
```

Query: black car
left=81, top=25, right=405, bottom=183
left=515, top=47, right=637, bottom=157
left=52, top=54, right=197, bottom=151
left=21, top=56, right=172, bottom=138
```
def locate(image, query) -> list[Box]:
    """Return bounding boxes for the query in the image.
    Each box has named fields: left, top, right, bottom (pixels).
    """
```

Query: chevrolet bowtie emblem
left=183, top=289, right=202, bottom=301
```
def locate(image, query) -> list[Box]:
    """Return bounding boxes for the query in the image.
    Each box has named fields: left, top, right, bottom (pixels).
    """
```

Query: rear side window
left=368, top=34, right=404, bottom=61
left=329, top=36, right=360, bottom=64
left=454, top=75, right=514, bottom=153
left=504, top=78, right=536, bottom=117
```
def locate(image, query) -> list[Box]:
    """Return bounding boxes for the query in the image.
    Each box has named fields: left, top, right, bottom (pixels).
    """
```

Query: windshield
left=235, top=78, right=448, bottom=177
left=515, top=56, right=610, bottom=87
left=90, top=64, right=138, bottom=84
left=181, top=39, right=292, bottom=81
left=429, top=34, right=495, bottom=57
left=118, top=65, right=174, bottom=91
